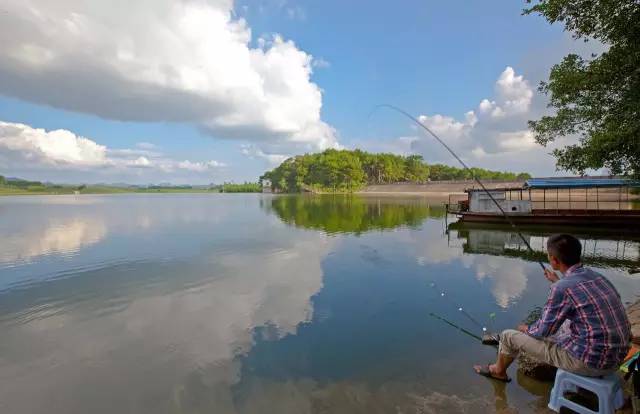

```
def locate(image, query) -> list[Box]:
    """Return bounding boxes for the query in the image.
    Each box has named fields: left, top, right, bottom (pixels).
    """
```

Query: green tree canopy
left=221, top=182, right=262, bottom=193
left=261, top=149, right=530, bottom=193
left=525, top=0, right=640, bottom=177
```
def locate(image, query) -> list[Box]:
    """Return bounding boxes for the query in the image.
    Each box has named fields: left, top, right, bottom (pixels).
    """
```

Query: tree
left=261, top=149, right=529, bottom=192
left=404, top=155, right=430, bottom=182
left=525, top=0, right=640, bottom=177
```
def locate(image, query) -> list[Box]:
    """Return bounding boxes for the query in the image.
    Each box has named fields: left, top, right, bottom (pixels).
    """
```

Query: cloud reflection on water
left=1, top=195, right=637, bottom=413
left=0, top=195, right=333, bottom=413
left=0, top=218, right=108, bottom=264
left=409, top=220, right=529, bottom=309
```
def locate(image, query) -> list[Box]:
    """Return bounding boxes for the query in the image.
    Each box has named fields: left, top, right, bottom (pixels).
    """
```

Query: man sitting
left=474, top=234, right=631, bottom=382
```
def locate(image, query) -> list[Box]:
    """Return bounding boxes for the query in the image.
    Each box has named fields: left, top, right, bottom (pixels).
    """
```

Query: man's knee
left=500, top=329, right=520, bottom=345
left=499, top=329, right=522, bottom=357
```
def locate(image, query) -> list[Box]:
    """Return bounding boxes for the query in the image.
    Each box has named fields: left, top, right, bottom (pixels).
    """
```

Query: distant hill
left=0, top=174, right=222, bottom=195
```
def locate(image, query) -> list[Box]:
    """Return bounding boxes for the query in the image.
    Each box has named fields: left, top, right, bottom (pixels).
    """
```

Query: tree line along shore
left=260, top=149, right=531, bottom=193
left=0, top=174, right=261, bottom=195
left=1, top=150, right=531, bottom=196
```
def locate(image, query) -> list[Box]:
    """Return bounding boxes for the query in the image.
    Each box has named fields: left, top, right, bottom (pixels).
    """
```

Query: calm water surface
left=1, top=194, right=639, bottom=413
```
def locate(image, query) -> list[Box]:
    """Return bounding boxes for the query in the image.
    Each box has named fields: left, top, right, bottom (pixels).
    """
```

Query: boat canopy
left=524, top=178, right=640, bottom=189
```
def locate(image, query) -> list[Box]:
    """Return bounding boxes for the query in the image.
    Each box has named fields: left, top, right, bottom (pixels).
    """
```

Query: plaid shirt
left=528, top=264, right=631, bottom=370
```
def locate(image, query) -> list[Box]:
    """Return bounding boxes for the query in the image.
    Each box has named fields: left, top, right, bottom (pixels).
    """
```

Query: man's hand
left=517, top=324, right=529, bottom=333
left=544, top=268, right=560, bottom=283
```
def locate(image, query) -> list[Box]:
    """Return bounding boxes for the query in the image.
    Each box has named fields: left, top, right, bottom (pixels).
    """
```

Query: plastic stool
left=548, top=369, right=624, bottom=413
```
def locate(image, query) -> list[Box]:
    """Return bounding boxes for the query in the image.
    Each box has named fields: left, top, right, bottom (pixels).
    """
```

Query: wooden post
left=619, top=186, right=622, bottom=210
left=585, top=187, right=588, bottom=213
left=627, top=185, right=630, bottom=210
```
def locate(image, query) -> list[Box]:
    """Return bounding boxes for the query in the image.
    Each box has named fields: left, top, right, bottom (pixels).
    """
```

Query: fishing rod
left=428, top=312, right=484, bottom=342
left=376, top=104, right=546, bottom=271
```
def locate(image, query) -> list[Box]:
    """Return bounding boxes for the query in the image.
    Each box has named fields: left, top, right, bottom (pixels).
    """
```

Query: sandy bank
left=357, top=180, right=525, bottom=198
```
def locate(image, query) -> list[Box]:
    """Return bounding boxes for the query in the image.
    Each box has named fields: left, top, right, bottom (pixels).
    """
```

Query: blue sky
left=0, top=0, right=596, bottom=184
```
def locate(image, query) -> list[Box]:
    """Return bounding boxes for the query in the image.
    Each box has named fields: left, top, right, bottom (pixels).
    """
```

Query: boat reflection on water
left=447, top=221, right=640, bottom=274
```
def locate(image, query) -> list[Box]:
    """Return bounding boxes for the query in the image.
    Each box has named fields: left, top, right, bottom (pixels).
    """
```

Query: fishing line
left=373, top=104, right=546, bottom=271
left=428, top=281, right=487, bottom=332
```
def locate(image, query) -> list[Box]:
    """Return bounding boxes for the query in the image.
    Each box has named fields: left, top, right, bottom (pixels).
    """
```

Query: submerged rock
left=517, top=352, right=557, bottom=382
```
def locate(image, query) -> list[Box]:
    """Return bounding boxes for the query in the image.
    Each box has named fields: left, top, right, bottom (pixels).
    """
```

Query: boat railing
left=502, top=186, right=638, bottom=213
left=445, top=194, right=468, bottom=214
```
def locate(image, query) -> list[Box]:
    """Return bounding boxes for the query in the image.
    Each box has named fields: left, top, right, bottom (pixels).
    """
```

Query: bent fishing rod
left=377, top=104, right=546, bottom=271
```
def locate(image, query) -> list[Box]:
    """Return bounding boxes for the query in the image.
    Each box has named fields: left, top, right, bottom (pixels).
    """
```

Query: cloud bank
left=0, top=121, right=225, bottom=183
left=0, top=0, right=338, bottom=155
left=358, top=66, right=571, bottom=176
left=414, top=67, right=538, bottom=157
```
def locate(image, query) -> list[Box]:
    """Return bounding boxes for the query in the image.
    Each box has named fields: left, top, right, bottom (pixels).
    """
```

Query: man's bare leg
left=474, top=353, right=514, bottom=380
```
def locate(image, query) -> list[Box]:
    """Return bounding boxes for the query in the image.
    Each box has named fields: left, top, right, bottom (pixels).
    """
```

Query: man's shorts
left=499, top=329, right=615, bottom=377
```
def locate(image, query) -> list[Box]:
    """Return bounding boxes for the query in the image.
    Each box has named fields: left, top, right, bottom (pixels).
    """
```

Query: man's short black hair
left=546, top=234, right=582, bottom=266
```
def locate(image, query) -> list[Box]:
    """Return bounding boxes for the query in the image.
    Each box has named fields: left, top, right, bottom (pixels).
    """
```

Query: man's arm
left=527, top=284, right=572, bottom=338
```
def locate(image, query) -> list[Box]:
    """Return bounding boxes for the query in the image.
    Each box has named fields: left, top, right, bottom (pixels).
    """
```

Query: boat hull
left=456, top=209, right=640, bottom=229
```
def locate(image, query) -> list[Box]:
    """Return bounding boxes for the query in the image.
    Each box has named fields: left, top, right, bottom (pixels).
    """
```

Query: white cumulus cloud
left=409, top=66, right=549, bottom=169
left=240, top=144, right=290, bottom=166
left=177, top=160, right=226, bottom=172
left=495, top=66, right=534, bottom=115
left=0, top=121, right=225, bottom=183
left=0, top=121, right=108, bottom=167
left=418, top=114, right=471, bottom=140
left=0, top=0, right=337, bottom=154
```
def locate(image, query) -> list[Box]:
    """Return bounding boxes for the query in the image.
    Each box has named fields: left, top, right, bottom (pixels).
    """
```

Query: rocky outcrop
left=517, top=352, right=558, bottom=382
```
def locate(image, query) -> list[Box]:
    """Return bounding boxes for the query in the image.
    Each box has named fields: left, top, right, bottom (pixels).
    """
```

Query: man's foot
left=473, top=364, right=511, bottom=382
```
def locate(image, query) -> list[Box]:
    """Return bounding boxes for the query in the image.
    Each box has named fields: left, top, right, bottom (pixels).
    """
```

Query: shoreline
left=0, top=189, right=222, bottom=196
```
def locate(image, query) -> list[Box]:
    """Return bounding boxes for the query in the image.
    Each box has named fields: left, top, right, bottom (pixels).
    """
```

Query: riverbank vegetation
left=260, top=149, right=531, bottom=193
left=220, top=182, right=262, bottom=193
left=0, top=175, right=220, bottom=195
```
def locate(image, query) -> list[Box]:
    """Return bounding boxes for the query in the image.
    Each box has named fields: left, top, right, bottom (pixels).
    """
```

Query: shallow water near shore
left=1, top=194, right=639, bottom=413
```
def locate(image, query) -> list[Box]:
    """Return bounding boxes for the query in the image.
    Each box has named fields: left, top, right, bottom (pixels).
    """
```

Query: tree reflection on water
left=263, top=195, right=445, bottom=235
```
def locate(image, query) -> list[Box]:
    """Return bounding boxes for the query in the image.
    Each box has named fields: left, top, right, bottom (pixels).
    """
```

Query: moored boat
left=446, top=177, right=640, bottom=230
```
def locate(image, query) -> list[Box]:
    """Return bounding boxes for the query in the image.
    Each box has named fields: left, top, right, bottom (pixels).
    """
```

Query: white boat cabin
left=468, top=189, right=532, bottom=214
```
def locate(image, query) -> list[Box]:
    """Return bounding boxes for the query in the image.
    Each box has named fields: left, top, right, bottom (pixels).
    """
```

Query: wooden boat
left=446, top=177, right=640, bottom=229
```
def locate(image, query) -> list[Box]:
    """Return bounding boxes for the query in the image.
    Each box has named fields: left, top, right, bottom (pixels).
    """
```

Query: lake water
left=1, top=194, right=639, bottom=413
